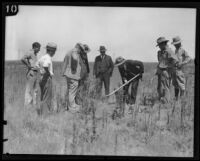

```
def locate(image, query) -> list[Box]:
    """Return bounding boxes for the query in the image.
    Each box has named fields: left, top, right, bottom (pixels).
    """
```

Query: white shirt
left=22, top=49, right=38, bottom=68
left=36, top=54, right=53, bottom=76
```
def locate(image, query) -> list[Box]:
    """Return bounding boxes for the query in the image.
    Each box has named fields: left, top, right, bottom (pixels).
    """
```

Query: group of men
left=21, top=35, right=191, bottom=114
left=155, top=36, right=191, bottom=103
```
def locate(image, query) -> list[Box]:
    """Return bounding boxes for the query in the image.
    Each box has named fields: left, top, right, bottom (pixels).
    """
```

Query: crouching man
left=115, top=56, right=144, bottom=106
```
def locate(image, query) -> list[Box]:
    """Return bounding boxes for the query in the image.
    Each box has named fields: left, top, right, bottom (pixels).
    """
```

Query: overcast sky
left=5, top=5, right=196, bottom=62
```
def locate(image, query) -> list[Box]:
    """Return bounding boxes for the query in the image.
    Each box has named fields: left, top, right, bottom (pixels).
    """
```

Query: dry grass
left=3, top=61, right=194, bottom=156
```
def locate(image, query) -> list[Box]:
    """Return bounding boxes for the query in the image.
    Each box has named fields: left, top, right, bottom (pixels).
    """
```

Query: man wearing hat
left=115, top=57, right=144, bottom=105
left=62, top=43, right=88, bottom=112
left=171, top=36, right=191, bottom=100
left=76, top=44, right=91, bottom=105
left=156, top=37, right=178, bottom=104
left=21, top=42, right=41, bottom=106
left=93, top=46, right=114, bottom=97
left=36, top=42, right=57, bottom=115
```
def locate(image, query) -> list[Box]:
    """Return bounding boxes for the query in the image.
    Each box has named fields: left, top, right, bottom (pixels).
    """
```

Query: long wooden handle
left=105, top=73, right=140, bottom=97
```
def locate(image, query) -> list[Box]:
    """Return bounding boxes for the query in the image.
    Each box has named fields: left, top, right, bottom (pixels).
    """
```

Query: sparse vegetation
left=3, top=61, right=194, bottom=156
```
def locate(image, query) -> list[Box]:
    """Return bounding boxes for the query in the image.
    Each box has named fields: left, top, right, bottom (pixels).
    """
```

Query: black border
left=1, top=2, right=200, bottom=160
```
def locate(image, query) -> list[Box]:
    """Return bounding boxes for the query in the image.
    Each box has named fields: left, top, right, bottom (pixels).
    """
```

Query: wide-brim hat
left=156, top=37, right=169, bottom=46
left=98, top=46, right=107, bottom=51
left=45, top=42, right=57, bottom=50
left=171, top=36, right=182, bottom=45
left=75, top=43, right=85, bottom=51
left=115, top=56, right=126, bottom=67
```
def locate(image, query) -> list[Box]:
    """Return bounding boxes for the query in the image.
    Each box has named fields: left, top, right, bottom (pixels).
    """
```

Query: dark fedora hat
left=98, top=46, right=107, bottom=51
left=156, top=37, right=169, bottom=46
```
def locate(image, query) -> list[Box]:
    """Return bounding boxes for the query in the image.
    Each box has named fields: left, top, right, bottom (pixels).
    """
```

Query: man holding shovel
left=114, top=57, right=144, bottom=105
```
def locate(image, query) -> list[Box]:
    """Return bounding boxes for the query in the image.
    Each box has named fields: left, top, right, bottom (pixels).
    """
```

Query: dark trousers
left=38, top=73, right=53, bottom=115
left=96, top=73, right=110, bottom=96
left=123, top=79, right=139, bottom=104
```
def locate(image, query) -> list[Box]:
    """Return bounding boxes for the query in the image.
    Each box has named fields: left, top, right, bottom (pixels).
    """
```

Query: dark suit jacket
left=118, top=60, right=144, bottom=84
left=93, top=54, right=114, bottom=77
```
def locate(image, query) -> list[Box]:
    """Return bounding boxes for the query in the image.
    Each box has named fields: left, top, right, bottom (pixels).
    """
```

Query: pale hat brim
left=171, top=40, right=181, bottom=45
left=115, top=59, right=126, bottom=67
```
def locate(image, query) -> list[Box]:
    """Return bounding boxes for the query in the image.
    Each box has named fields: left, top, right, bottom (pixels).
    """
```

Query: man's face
left=48, top=49, right=56, bottom=57
left=174, top=43, right=181, bottom=49
left=34, top=47, right=40, bottom=54
left=158, top=42, right=167, bottom=50
left=100, top=49, right=106, bottom=55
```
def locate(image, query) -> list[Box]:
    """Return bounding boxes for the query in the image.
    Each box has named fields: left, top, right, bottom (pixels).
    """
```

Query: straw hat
left=46, top=42, right=57, bottom=50
left=75, top=42, right=85, bottom=50
left=115, top=56, right=126, bottom=67
left=171, top=36, right=182, bottom=45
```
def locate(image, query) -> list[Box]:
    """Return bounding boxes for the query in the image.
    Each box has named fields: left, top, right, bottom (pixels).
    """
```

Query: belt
left=159, top=68, right=168, bottom=71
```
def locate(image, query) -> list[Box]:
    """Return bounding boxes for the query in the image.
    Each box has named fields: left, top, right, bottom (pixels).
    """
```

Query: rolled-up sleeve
left=182, top=50, right=191, bottom=65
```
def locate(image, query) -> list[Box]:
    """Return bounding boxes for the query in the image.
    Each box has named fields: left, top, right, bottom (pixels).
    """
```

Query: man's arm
left=108, top=56, right=114, bottom=76
left=118, top=67, right=125, bottom=84
left=167, top=49, right=178, bottom=67
left=61, top=54, right=69, bottom=76
left=21, top=54, right=31, bottom=69
left=182, top=50, right=191, bottom=65
left=93, top=57, right=97, bottom=77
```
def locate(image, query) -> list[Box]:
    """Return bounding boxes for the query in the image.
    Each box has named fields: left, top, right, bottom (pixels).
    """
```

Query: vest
left=64, top=49, right=82, bottom=80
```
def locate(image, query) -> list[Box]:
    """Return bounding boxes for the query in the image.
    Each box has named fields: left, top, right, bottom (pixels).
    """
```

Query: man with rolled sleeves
left=21, top=42, right=41, bottom=106
left=171, top=36, right=191, bottom=100
left=93, top=46, right=114, bottom=98
left=62, top=43, right=88, bottom=112
left=156, top=37, right=178, bottom=104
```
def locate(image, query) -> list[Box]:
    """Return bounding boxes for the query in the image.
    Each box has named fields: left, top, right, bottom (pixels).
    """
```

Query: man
left=62, top=43, right=88, bottom=112
left=156, top=37, right=178, bottom=104
left=76, top=44, right=91, bottom=105
left=21, top=42, right=41, bottom=106
left=115, top=56, right=144, bottom=105
left=36, top=42, right=57, bottom=115
left=171, top=36, right=191, bottom=100
left=93, top=46, right=114, bottom=98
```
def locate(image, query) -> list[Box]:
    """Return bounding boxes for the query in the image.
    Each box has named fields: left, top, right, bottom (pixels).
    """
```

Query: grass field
left=3, top=60, right=194, bottom=156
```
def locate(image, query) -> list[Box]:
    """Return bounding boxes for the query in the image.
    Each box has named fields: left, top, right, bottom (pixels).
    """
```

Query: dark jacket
left=93, top=54, right=114, bottom=77
left=118, top=60, right=144, bottom=84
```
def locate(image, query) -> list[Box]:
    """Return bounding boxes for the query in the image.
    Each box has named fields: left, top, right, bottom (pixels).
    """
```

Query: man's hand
left=176, top=62, right=183, bottom=68
left=124, top=79, right=128, bottom=83
left=139, top=73, right=143, bottom=81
